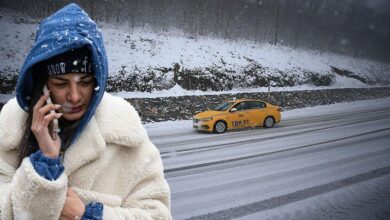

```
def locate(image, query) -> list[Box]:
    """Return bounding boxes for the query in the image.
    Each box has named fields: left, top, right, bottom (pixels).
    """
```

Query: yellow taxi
left=193, top=99, right=282, bottom=133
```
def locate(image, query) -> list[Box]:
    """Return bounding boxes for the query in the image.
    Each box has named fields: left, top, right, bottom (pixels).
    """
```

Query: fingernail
left=55, top=104, right=62, bottom=108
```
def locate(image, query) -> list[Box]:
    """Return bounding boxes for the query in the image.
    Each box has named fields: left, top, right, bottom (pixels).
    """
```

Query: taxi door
left=227, top=101, right=250, bottom=130
left=246, top=101, right=267, bottom=126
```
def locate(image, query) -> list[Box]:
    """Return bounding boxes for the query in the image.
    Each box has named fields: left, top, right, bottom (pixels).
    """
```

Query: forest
left=1, top=0, right=389, bottom=62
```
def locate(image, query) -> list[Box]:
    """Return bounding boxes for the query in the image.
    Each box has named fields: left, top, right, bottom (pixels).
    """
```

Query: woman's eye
left=80, top=80, right=93, bottom=86
left=54, top=83, right=67, bottom=87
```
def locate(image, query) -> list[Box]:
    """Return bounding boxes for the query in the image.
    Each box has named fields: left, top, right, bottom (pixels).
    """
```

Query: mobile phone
left=43, top=85, right=59, bottom=140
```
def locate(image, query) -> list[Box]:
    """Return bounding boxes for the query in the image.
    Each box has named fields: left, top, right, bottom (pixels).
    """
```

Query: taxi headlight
left=201, top=117, right=213, bottom=122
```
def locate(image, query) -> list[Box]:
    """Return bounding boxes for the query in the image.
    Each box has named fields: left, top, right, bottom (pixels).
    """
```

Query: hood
left=15, top=3, right=108, bottom=144
left=194, top=110, right=227, bottom=119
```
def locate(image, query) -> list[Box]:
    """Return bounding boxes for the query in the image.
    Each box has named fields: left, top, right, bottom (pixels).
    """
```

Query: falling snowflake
left=340, top=38, right=349, bottom=45
left=144, top=157, right=151, bottom=164
left=73, top=75, right=81, bottom=82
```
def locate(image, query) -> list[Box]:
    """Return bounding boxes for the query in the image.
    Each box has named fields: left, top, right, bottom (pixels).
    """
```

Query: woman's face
left=47, top=73, right=95, bottom=121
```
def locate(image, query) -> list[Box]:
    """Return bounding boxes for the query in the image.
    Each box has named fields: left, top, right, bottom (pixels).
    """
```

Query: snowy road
left=146, top=98, right=390, bottom=220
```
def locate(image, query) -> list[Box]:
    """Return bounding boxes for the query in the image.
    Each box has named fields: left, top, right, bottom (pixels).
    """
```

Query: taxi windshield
left=212, top=102, right=234, bottom=111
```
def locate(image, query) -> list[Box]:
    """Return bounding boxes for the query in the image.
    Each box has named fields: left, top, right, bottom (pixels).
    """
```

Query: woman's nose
left=67, top=85, right=81, bottom=103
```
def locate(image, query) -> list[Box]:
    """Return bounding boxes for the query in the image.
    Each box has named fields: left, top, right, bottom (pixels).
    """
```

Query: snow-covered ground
left=146, top=97, right=390, bottom=219
left=1, top=8, right=390, bottom=99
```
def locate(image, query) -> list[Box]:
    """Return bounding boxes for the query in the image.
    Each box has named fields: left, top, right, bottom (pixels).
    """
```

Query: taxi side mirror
left=230, top=108, right=237, bottom=112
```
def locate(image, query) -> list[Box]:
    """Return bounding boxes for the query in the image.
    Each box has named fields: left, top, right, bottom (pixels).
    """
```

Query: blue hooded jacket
left=16, top=3, right=108, bottom=144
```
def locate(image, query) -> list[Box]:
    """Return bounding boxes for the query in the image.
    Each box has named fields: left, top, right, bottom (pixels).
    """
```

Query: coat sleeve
left=0, top=151, right=68, bottom=219
left=102, top=140, right=172, bottom=220
left=0, top=100, right=68, bottom=219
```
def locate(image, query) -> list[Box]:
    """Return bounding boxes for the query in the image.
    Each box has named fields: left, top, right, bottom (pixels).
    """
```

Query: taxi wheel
left=214, top=121, right=227, bottom=133
left=263, top=116, right=275, bottom=128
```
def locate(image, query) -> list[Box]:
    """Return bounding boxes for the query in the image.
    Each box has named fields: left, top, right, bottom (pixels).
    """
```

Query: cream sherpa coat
left=0, top=93, right=171, bottom=219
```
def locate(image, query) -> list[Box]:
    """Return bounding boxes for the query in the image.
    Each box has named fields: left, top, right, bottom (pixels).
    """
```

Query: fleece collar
left=94, top=92, right=147, bottom=148
left=56, top=92, right=147, bottom=175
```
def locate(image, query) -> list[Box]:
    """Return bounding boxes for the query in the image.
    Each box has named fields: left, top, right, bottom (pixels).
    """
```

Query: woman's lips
left=70, top=106, right=83, bottom=113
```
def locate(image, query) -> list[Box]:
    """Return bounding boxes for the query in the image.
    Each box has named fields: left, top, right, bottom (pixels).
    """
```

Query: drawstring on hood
left=16, top=3, right=108, bottom=145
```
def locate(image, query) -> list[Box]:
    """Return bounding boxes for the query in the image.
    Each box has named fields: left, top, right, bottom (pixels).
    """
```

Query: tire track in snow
left=236, top=173, right=390, bottom=220
left=184, top=166, right=390, bottom=220
left=169, top=145, right=390, bottom=196
left=164, top=127, right=390, bottom=173
left=165, top=130, right=388, bottom=178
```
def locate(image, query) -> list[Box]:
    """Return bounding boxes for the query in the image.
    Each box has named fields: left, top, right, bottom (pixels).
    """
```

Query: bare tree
left=274, top=0, right=280, bottom=45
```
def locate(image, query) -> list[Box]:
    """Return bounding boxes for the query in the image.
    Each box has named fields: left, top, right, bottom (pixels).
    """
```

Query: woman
left=0, top=3, right=171, bottom=220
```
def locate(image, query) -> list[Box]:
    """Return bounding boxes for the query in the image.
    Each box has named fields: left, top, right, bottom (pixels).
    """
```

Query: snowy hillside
left=0, top=8, right=390, bottom=99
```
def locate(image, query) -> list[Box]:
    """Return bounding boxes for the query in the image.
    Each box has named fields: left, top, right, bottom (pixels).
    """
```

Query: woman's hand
left=60, top=188, right=86, bottom=220
left=31, top=90, right=62, bottom=158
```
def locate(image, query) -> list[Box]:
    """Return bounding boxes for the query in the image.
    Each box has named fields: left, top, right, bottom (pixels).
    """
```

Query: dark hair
left=18, top=71, right=48, bottom=166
